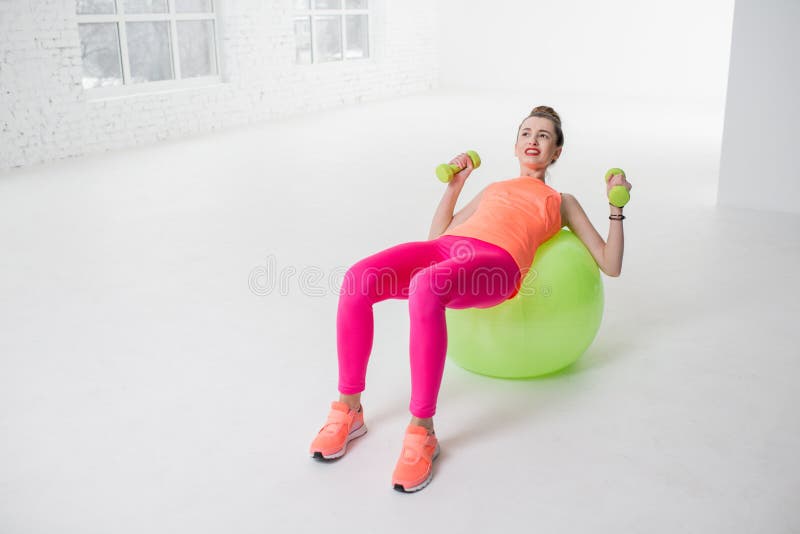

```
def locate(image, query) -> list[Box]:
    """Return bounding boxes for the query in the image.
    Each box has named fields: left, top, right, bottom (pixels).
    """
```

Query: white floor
left=1, top=89, right=798, bottom=533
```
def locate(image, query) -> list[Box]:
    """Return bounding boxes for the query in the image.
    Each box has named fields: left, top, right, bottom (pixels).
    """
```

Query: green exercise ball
left=446, top=229, right=604, bottom=378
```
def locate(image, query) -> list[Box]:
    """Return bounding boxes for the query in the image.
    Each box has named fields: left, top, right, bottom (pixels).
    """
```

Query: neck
left=519, top=167, right=547, bottom=182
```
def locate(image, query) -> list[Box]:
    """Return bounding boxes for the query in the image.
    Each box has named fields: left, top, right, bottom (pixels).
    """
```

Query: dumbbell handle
left=604, top=168, right=630, bottom=208
left=436, top=150, right=482, bottom=183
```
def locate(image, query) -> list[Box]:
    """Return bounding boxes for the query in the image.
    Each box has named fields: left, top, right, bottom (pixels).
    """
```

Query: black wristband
left=609, top=214, right=626, bottom=221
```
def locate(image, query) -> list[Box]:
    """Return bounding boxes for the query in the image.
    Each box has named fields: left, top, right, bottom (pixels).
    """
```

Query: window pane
left=345, top=15, right=367, bottom=59
left=126, top=21, right=174, bottom=82
left=345, top=0, right=367, bottom=8
left=175, top=0, right=213, bottom=12
left=313, top=15, right=341, bottom=62
left=76, top=0, right=116, bottom=14
left=294, top=17, right=312, bottom=64
left=177, top=20, right=217, bottom=77
left=123, top=0, right=168, bottom=14
left=313, top=0, right=341, bottom=9
left=294, top=0, right=310, bottom=9
left=78, top=23, right=123, bottom=88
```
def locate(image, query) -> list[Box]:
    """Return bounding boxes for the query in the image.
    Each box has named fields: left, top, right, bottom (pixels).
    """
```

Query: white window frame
left=294, top=2, right=371, bottom=65
left=77, top=1, right=222, bottom=99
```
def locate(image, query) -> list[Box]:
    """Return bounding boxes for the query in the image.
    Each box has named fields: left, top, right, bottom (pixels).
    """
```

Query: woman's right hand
left=447, top=153, right=474, bottom=188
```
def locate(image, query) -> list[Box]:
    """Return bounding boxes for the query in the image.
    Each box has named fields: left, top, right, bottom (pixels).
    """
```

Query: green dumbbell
left=436, top=150, right=481, bottom=183
left=605, top=167, right=630, bottom=208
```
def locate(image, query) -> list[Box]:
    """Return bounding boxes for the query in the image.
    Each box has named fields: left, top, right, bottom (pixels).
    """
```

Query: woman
left=309, top=106, right=632, bottom=493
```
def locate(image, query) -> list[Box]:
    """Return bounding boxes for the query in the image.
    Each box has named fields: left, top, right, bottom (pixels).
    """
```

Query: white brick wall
left=0, top=0, right=439, bottom=172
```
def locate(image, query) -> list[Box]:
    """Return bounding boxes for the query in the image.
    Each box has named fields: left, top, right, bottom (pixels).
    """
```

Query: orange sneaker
left=309, top=401, right=367, bottom=460
left=391, top=425, right=440, bottom=493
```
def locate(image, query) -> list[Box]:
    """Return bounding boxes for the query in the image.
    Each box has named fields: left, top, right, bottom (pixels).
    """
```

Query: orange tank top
left=441, top=177, right=563, bottom=299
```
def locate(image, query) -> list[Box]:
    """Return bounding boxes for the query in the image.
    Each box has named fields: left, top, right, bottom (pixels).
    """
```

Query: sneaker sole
left=393, top=443, right=441, bottom=493
left=311, top=422, right=368, bottom=461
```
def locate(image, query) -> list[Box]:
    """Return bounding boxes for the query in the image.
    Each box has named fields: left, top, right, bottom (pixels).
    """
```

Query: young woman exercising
left=309, top=106, right=633, bottom=493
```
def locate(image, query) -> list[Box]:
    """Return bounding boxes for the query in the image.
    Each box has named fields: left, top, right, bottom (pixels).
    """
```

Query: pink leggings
left=337, top=235, right=521, bottom=418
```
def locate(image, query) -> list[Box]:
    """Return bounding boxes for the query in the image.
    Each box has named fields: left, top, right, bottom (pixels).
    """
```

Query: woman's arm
left=560, top=193, right=624, bottom=277
left=428, top=153, right=481, bottom=240
left=428, top=184, right=485, bottom=240
left=428, top=183, right=463, bottom=240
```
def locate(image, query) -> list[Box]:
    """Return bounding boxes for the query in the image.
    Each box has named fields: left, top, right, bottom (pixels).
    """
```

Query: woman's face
left=514, top=116, right=562, bottom=170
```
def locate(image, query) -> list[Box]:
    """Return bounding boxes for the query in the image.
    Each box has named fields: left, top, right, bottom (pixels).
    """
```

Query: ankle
left=338, top=393, right=362, bottom=413
left=410, top=417, right=435, bottom=435
left=344, top=401, right=362, bottom=413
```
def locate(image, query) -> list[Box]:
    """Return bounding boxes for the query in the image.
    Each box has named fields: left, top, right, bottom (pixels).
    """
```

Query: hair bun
left=530, top=106, right=561, bottom=126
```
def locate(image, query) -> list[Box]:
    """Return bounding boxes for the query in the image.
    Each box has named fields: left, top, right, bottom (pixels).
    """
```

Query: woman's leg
left=336, top=240, right=448, bottom=405
left=406, top=236, right=520, bottom=424
left=311, top=240, right=459, bottom=461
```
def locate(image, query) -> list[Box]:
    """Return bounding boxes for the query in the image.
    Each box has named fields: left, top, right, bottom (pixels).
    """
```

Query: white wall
left=433, top=0, right=735, bottom=208
left=717, top=0, right=800, bottom=214
left=436, top=0, right=734, bottom=103
left=0, top=0, right=438, bottom=173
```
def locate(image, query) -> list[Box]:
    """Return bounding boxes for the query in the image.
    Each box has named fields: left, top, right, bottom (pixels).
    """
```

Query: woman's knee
left=409, top=268, right=454, bottom=304
left=342, top=261, right=404, bottom=300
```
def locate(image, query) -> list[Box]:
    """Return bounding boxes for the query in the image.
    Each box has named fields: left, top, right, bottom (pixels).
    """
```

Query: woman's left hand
left=606, top=171, right=633, bottom=196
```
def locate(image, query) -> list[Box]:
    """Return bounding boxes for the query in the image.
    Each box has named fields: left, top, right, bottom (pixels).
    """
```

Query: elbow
left=600, top=260, right=622, bottom=277
left=601, top=250, right=622, bottom=277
